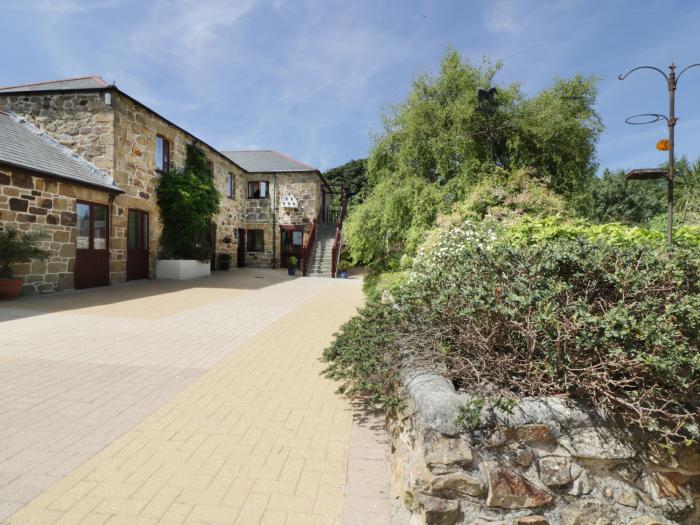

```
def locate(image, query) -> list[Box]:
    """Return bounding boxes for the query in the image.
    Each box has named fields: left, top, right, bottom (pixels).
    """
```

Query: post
left=667, top=64, right=676, bottom=246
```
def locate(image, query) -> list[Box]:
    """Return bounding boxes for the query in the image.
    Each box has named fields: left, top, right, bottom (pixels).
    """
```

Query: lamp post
left=618, top=62, right=700, bottom=246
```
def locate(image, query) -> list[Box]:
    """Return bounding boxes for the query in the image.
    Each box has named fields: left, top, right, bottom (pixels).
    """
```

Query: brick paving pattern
left=0, top=270, right=389, bottom=524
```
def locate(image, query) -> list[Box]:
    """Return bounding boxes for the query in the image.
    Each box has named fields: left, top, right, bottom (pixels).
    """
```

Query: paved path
left=0, top=270, right=392, bottom=524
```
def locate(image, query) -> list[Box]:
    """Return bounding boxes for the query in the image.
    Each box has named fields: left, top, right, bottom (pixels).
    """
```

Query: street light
left=618, top=62, right=700, bottom=246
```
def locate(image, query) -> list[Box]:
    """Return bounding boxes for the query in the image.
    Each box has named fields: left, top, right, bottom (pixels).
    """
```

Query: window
left=155, top=135, right=170, bottom=171
left=246, top=230, right=264, bottom=252
left=207, top=160, right=214, bottom=175
left=227, top=173, right=234, bottom=198
left=247, top=180, right=269, bottom=199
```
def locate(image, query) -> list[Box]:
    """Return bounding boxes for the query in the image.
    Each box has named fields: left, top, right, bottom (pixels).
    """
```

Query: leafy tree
left=323, top=158, right=368, bottom=198
left=156, top=144, right=220, bottom=260
left=346, top=49, right=603, bottom=268
left=584, top=169, right=665, bottom=224
left=0, top=228, right=50, bottom=279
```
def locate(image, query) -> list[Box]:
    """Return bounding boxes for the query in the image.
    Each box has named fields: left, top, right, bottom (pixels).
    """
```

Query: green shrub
left=156, top=144, right=220, bottom=260
left=324, top=220, right=700, bottom=450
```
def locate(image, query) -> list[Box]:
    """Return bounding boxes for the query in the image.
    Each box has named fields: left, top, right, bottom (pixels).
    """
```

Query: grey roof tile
left=0, top=76, right=111, bottom=93
left=222, top=150, right=318, bottom=173
left=0, top=111, right=120, bottom=192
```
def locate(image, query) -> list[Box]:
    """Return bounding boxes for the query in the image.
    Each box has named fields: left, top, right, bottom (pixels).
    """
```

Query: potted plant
left=288, top=256, right=298, bottom=276
left=217, top=253, right=232, bottom=271
left=337, top=260, right=350, bottom=278
left=0, top=227, right=50, bottom=300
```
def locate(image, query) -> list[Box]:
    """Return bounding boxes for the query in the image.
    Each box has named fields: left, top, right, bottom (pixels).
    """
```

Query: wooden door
left=280, top=228, right=303, bottom=268
left=74, top=202, right=110, bottom=289
left=237, top=229, right=246, bottom=268
left=127, top=209, right=149, bottom=281
left=209, top=222, right=217, bottom=271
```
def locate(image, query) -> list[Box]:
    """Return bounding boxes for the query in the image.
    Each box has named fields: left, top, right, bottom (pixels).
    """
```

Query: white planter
left=156, top=259, right=211, bottom=280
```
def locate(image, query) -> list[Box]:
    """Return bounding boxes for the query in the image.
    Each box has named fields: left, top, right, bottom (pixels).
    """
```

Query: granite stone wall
left=0, top=89, right=243, bottom=286
left=0, top=163, right=113, bottom=293
left=241, top=171, right=324, bottom=268
left=390, top=370, right=700, bottom=525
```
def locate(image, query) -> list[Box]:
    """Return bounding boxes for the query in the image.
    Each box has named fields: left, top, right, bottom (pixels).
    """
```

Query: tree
left=345, top=49, right=603, bottom=267
left=323, top=158, right=368, bottom=198
left=585, top=169, right=665, bottom=224
left=156, top=144, right=221, bottom=260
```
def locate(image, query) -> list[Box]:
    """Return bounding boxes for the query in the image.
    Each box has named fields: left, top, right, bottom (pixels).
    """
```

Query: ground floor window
left=246, top=229, right=264, bottom=252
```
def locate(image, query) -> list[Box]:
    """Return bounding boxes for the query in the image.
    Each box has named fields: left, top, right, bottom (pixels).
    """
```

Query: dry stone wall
left=0, top=164, right=112, bottom=293
left=390, top=370, right=700, bottom=525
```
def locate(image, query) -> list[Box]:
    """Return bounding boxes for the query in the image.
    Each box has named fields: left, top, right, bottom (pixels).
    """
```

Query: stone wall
left=390, top=370, right=700, bottom=525
left=0, top=88, right=243, bottom=285
left=0, top=92, right=114, bottom=175
left=0, top=163, right=113, bottom=293
left=111, top=91, right=242, bottom=279
left=241, top=171, right=324, bottom=268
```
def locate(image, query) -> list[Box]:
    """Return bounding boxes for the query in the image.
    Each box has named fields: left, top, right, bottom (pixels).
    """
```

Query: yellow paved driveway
left=0, top=271, right=381, bottom=524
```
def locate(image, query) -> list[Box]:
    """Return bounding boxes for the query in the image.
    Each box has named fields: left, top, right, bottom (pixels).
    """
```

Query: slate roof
left=0, top=76, right=111, bottom=93
left=222, top=150, right=319, bottom=174
left=0, top=111, right=121, bottom=192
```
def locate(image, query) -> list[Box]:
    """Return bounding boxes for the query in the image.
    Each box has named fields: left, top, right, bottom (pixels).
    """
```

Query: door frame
left=127, top=208, right=150, bottom=281
left=74, top=199, right=110, bottom=289
left=237, top=228, right=246, bottom=268
left=280, top=226, right=304, bottom=269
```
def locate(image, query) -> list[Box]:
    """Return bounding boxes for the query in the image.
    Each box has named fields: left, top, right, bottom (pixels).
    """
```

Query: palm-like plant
left=0, top=227, right=50, bottom=279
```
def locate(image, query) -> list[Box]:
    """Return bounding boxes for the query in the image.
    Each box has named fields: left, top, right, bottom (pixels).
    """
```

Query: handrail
left=331, top=188, right=348, bottom=278
left=302, top=219, right=317, bottom=277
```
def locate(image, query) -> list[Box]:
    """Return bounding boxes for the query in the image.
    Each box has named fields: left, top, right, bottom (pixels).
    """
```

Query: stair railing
left=331, top=188, right=348, bottom=278
left=302, top=219, right=317, bottom=277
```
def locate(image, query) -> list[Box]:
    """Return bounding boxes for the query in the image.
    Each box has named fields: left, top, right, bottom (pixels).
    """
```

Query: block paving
left=0, top=270, right=390, bottom=524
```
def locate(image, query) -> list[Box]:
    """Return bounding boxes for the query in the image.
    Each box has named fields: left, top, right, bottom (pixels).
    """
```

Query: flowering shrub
left=323, top=220, right=700, bottom=451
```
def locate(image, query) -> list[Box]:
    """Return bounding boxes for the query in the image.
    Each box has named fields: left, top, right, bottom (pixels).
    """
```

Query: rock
left=404, top=370, right=470, bottom=435
left=515, top=446, right=535, bottom=468
left=502, top=424, right=553, bottom=444
left=538, top=457, right=572, bottom=487
left=418, top=472, right=485, bottom=499
left=469, top=520, right=506, bottom=525
left=484, top=461, right=553, bottom=509
left=613, top=488, right=637, bottom=508
left=418, top=494, right=460, bottom=525
left=674, top=446, right=700, bottom=475
left=567, top=470, right=594, bottom=496
left=612, top=463, right=641, bottom=482
left=423, top=431, right=473, bottom=474
left=560, top=501, right=618, bottom=525
left=627, top=519, right=663, bottom=525
left=513, top=517, right=549, bottom=525
left=557, top=428, right=635, bottom=460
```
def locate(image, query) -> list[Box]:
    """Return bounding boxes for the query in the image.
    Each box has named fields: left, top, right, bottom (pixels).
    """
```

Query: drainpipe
left=272, top=173, right=277, bottom=268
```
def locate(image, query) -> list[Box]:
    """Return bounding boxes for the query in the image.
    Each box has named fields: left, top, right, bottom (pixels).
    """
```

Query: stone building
left=0, top=76, right=334, bottom=292
left=222, top=150, right=332, bottom=269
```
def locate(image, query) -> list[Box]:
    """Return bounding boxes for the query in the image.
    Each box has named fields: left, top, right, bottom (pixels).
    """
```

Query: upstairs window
left=207, top=160, right=214, bottom=175
left=155, top=135, right=170, bottom=171
left=227, top=173, right=234, bottom=198
left=246, top=229, right=264, bottom=252
left=247, top=180, right=269, bottom=199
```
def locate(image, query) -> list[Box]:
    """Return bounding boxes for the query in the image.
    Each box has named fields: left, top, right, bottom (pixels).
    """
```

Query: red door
left=74, top=202, right=110, bottom=289
left=127, top=209, right=149, bottom=281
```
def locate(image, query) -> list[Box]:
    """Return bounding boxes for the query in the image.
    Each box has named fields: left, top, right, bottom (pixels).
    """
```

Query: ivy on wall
left=156, top=144, right=220, bottom=260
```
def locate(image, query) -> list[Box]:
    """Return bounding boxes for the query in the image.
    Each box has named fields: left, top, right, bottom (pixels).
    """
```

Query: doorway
left=74, top=201, right=110, bottom=289
left=280, top=227, right=303, bottom=269
left=237, top=228, right=246, bottom=267
left=127, top=209, right=149, bottom=281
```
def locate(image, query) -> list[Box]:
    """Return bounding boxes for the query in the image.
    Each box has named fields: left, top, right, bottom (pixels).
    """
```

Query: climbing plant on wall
left=156, top=144, right=220, bottom=260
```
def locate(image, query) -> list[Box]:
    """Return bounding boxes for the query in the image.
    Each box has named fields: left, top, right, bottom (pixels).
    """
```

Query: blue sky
left=1, top=0, right=699, bottom=173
